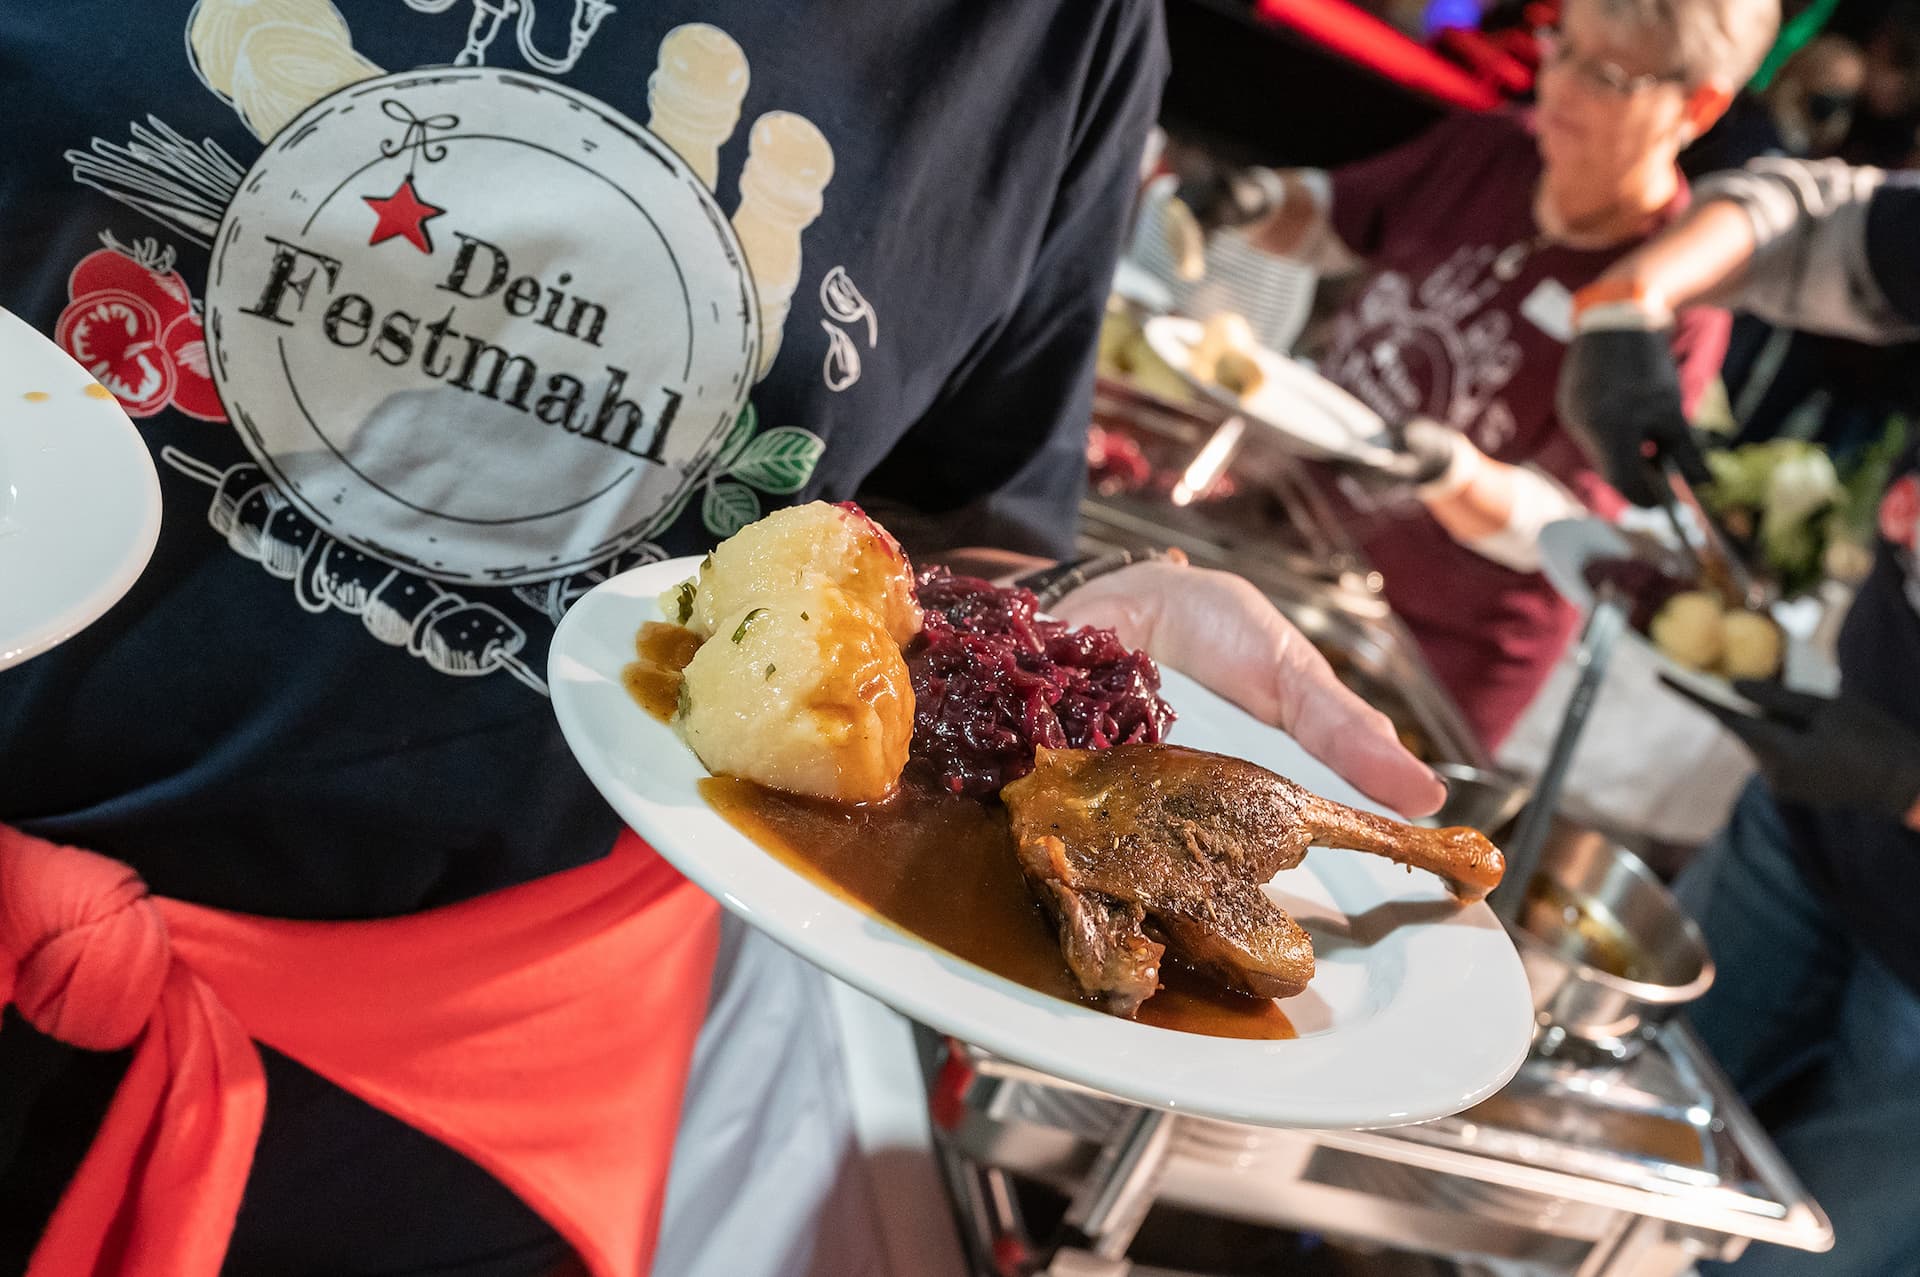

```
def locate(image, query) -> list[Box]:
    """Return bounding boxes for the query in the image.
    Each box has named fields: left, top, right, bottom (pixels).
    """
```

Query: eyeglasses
left=1806, top=91, right=1856, bottom=124
left=1535, top=28, right=1689, bottom=96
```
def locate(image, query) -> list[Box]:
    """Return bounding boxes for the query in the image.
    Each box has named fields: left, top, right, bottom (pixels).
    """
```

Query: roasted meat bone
left=1000, top=744, right=1505, bottom=1016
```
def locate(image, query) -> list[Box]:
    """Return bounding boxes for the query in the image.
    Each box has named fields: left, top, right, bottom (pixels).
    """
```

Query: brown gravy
left=698, top=776, right=1294, bottom=1040
left=1525, top=878, right=1658, bottom=984
left=623, top=622, right=702, bottom=722
left=622, top=621, right=1291, bottom=1038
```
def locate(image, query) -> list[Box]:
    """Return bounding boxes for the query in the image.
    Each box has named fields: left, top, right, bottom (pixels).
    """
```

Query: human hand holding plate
left=1051, top=559, right=1445, bottom=819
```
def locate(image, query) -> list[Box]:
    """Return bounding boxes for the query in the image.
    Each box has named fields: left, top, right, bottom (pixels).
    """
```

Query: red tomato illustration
left=68, top=242, right=192, bottom=325
left=56, top=289, right=178, bottom=417
left=160, top=310, right=226, bottom=421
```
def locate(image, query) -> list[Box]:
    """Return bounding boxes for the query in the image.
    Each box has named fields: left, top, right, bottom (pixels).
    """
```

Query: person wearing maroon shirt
left=1180, top=0, right=1776, bottom=749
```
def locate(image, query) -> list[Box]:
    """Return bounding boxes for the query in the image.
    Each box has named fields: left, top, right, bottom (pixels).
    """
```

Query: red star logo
left=362, top=177, right=446, bottom=253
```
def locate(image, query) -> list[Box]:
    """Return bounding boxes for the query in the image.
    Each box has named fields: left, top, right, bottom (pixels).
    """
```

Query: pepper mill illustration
left=732, top=111, right=834, bottom=380
left=646, top=23, right=751, bottom=191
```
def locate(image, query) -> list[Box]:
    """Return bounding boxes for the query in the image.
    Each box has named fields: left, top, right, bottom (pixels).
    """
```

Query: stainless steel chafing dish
left=963, top=377, right=1830, bottom=1277
left=926, top=1021, right=1831, bottom=1277
left=1086, top=373, right=1375, bottom=598
left=1514, top=819, right=1716, bottom=1060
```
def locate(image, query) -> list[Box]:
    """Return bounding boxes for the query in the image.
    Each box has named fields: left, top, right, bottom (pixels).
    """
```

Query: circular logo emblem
left=206, top=68, right=759, bottom=585
left=1329, top=323, right=1454, bottom=426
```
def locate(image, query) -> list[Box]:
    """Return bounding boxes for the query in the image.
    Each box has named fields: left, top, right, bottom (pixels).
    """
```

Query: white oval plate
left=0, top=308, right=161, bottom=670
left=1142, top=315, right=1399, bottom=468
left=550, top=558, right=1532, bottom=1129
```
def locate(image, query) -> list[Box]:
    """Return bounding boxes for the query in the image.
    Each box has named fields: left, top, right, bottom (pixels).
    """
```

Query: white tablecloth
left=654, top=915, right=968, bottom=1277
left=1496, top=634, right=1758, bottom=846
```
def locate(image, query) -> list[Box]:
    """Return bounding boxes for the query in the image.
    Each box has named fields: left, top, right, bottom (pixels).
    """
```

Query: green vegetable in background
left=1705, top=446, right=1777, bottom=509
left=1704, top=440, right=1831, bottom=510
left=1702, top=419, right=1907, bottom=595
left=1761, top=446, right=1842, bottom=531
left=1704, top=439, right=1841, bottom=597
left=1761, top=515, right=1826, bottom=595
left=1763, top=447, right=1842, bottom=595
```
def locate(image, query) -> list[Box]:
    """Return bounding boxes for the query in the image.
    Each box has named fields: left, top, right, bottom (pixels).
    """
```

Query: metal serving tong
left=1490, top=582, right=1629, bottom=929
left=1656, top=458, right=1765, bottom=611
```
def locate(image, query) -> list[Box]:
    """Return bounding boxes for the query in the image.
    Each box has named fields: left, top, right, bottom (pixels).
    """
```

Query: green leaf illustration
left=715, top=401, right=759, bottom=471
left=727, top=427, right=824, bottom=495
left=703, top=481, right=762, bottom=538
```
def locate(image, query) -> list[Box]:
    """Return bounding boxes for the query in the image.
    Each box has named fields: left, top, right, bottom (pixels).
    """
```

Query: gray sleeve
left=1695, top=158, right=1920, bottom=343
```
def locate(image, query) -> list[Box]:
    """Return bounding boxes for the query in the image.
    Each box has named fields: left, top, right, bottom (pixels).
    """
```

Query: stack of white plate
left=1126, top=175, right=1317, bottom=355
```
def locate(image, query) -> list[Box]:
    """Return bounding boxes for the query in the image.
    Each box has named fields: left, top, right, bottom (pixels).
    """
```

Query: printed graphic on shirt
left=159, top=443, right=555, bottom=690
left=1321, top=245, right=1524, bottom=456
left=54, top=234, right=225, bottom=421
left=1517, top=278, right=1574, bottom=343
left=187, top=0, right=382, bottom=142
left=59, top=9, right=878, bottom=692
left=819, top=265, right=878, bottom=392
left=204, top=68, right=756, bottom=585
left=66, top=117, right=247, bottom=249
left=406, top=0, right=617, bottom=77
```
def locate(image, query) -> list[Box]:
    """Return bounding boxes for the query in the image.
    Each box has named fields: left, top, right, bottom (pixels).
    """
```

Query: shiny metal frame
left=926, top=1023, right=1830, bottom=1277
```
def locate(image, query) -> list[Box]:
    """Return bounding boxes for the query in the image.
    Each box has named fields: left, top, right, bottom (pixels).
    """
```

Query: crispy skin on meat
left=1002, top=744, right=1504, bottom=1013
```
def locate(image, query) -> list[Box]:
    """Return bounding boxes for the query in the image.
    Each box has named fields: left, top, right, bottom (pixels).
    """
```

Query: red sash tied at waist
left=0, top=823, right=720, bottom=1277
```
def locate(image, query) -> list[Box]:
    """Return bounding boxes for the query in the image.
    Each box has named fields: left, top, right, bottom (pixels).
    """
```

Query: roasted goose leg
left=1027, top=866, right=1167, bottom=1016
left=1001, top=744, right=1505, bottom=1013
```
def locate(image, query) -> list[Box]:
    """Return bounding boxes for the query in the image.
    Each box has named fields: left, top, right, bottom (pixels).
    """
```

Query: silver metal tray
left=929, top=1023, right=1830, bottom=1277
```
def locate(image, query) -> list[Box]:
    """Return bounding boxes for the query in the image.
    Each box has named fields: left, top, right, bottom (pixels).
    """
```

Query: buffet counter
left=928, top=1019, right=1830, bottom=1277
left=960, top=423, right=1837, bottom=1277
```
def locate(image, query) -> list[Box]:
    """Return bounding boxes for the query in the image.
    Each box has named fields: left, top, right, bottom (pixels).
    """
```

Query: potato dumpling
left=1650, top=591, right=1726, bottom=671
left=1721, top=609, right=1785, bottom=680
left=1212, top=347, right=1265, bottom=397
left=660, top=501, right=920, bottom=645
left=1190, top=311, right=1257, bottom=383
left=679, top=584, right=912, bottom=803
